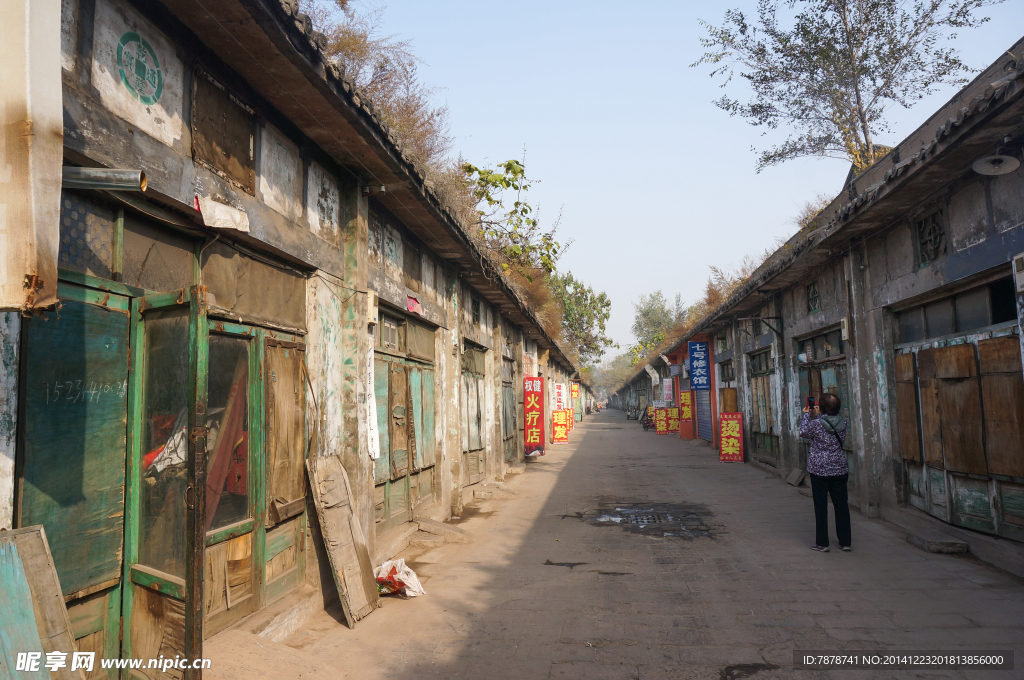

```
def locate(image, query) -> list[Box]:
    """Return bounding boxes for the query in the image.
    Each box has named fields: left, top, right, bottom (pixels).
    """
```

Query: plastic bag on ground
left=374, top=558, right=426, bottom=597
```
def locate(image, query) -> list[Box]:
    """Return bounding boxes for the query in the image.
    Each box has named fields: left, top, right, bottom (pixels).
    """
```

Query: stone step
left=906, top=529, right=969, bottom=554
left=408, top=531, right=444, bottom=548
left=416, top=517, right=471, bottom=544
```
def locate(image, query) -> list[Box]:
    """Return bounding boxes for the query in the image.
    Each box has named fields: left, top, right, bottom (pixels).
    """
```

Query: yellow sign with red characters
left=654, top=408, right=668, bottom=434
left=667, top=407, right=680, bottom=433
left=719, top=412, right=743, bottom=462
left=552, top=409, right=569, bottom=443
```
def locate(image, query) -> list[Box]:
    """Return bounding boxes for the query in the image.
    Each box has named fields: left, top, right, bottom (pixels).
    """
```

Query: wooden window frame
left=806, top=280, right=820, bottom=313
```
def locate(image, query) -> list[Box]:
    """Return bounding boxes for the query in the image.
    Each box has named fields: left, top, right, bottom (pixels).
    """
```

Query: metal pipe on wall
left=62, top=167, right=147, bottom=192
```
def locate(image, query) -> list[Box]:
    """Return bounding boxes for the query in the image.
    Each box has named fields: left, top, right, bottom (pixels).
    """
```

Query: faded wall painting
left=260, top=124, right=303, bottom=220
left=91, top=0, right=185, bottom=146
left=307, top=161, right=340, bottom=244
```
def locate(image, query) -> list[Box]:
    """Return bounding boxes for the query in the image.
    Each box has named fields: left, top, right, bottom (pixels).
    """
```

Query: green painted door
left=17, top=283, right=129, bottom=676
left=123, top=287, right=207, bottom=677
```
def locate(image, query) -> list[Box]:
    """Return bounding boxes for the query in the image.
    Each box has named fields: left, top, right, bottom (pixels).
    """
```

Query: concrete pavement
left=207, top=410, right=1024, bottom=680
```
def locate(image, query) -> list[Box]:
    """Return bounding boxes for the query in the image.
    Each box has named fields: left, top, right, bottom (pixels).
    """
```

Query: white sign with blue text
left=688, top=341, right=711, bottom=391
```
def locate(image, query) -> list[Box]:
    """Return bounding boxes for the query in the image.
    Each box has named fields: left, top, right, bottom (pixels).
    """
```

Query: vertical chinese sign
left=662, top=379, right=673, bottom=403
left=720, top=413, right=743, bottom=462
left=554, top=383, right=566, bottom=410
left=654, top=408, right=668, bottom=434
left=679, top=393, right=692, bottom=420
left=552, top=409, right=569, bottom=443
left=688, top=342, right=711, bottom=390
left=524, top=377, right=545, bottom=456
left=570, top=382, right=579, bottom=401
left=667, top=407, right=680, bottom=433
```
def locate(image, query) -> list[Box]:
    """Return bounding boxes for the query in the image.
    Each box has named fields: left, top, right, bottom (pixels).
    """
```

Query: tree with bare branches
left=693, top=0, right=1001, bottom=172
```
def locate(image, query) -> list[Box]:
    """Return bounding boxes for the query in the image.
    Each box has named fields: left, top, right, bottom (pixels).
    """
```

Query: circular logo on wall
left=117, top=32, right=163, bottom=105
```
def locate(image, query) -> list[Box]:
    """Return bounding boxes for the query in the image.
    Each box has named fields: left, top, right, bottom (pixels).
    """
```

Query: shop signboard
left=688, top=342, right=711, bottom=390
left=655, top=408, right=668, bottom=435
left=552, top=409, right=569, bottom=443
left=680, top=393, right=692, bottom=420
left=667, top=407, right=680, bottom=432
left=524, top=377, right=545, bottom=456
left=554, top=383, right=566, bottom=410
left=720, top=413, right=744, bottom=462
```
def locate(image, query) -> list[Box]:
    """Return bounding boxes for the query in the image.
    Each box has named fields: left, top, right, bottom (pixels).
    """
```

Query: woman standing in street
left=798, top=393, right=851, bottom=552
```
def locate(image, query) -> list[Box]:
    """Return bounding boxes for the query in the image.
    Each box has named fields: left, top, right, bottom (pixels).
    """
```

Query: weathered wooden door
left=123, top=287, right=207, bottom=678
left=202, top=328, right=259, bottom=637
left=263, top=339, right=308, bottom=605
left=373, top=355, right=438, bottom=535
left=462, top=372, right=486, bottom=485
left=898, top=338, right=1024, bottom=540
left=17, top=283, right=130, bottom=676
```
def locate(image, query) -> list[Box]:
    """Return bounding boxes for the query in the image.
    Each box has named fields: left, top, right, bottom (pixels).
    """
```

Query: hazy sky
left=369, top=1, right=1024, bottom=355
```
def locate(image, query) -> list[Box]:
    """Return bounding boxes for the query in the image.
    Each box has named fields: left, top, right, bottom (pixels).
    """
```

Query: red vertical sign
left=720, top=413, right=744, bottom=462
left=524, top=377, right=545, bottom=456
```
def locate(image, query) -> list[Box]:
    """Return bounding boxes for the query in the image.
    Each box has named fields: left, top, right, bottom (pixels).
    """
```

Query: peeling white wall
left=260, top=123, right=303, bottom=221
left=305, top=275, right=346, bottom=459
left=0, top=313, right=19, bottom=530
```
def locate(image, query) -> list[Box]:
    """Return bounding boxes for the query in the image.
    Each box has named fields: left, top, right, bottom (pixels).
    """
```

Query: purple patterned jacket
left=798, top=412, right=849, bottom=477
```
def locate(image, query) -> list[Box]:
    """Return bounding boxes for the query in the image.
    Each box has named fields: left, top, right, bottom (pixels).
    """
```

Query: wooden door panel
left=982, top=374, right=1024, bottom=477
left=919, top=378, right=943, bottom=467
left=265, top=344, right=306, bottom=511
left=422, top=370, right=436, bottom=468
left=18, top=294, right=129, bottom=598
left=390, top=363, right=409, bottom=478
left=410, top=367, right=425, bottom=470
left=373, top=359, right=390, bottom=482
left=896, top=381, right=922, bottom=462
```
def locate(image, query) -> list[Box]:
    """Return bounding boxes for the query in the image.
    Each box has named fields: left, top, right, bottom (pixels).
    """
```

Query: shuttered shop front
left=695, top=390, right=713, bottom=441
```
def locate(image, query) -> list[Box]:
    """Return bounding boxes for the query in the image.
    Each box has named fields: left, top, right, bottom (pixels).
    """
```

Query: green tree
left=693, top=0, right=1000, bottom=172
left=462, top=159, right=563, bottom=279
left=628, top=291, right=686, bottom=366
left=549, top=272, right=615, bottom=365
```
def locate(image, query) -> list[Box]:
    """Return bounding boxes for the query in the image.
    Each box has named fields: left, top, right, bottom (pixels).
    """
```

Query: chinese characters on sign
left=552, top=409, right=569, bottom=443
left=662, top=378, right=673, bottom=403
left=688, top=341, right=710, bottom=390
left=680, top=392, right=692, bottom=420
left=655, top=408, right=668, bottom=435
left=720, top=412, right=744, bottom=462
left=667, top=407, right=680, bottom=432
left=554, top=383, right=566, bottom=410
left=570, top=382, right=579, bottom=400
left=524, top=377, right=545, bottom=456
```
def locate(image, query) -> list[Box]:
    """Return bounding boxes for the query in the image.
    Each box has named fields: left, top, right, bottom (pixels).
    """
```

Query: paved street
left=209, top=411, right=1024, bottom=680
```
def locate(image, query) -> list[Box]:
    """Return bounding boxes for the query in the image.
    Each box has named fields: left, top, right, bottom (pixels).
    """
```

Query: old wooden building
left=0, top=0, right=588, bottom=675
left=615, top=37, right=1024, bottom=574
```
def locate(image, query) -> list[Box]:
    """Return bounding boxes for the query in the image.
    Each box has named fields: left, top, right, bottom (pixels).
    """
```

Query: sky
left=365, top=0, right=1024, bottom=356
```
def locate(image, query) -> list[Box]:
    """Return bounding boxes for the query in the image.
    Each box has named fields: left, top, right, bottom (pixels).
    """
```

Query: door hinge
left=190, top=426, right=210, bottom=441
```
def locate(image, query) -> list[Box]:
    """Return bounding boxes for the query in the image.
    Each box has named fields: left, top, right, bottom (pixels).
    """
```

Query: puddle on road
left=574, top=501, right=716, bottom=539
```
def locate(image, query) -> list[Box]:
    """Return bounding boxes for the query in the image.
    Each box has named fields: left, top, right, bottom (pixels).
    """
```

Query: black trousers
left=809, top=473, right=851, bottom=548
